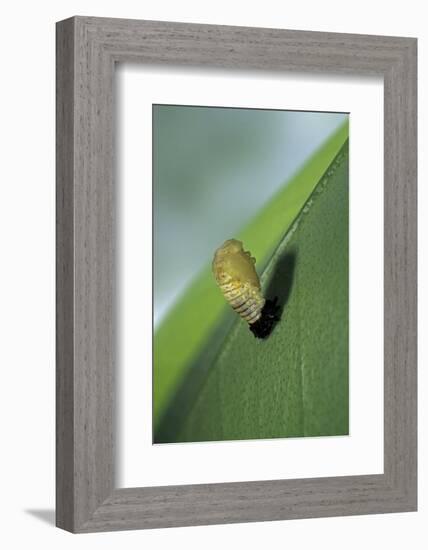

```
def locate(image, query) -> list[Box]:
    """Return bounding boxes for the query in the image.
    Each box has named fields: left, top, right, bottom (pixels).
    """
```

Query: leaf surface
left=155, top=141, right=349, bottom=442
left=154, top=122, right=349, bottom=428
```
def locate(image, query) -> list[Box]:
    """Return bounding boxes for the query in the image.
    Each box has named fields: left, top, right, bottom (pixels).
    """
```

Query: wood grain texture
left=56, top=16, right=417, bottom=532
left=56, top=17, right=75, bottom=532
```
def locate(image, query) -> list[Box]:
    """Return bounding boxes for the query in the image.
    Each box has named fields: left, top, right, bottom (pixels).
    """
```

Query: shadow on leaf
left=263, top=249, right=297, bottom=336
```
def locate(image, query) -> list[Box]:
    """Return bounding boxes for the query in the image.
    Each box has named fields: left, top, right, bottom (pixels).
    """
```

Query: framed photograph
left=56, top=16, right=417, bottom=532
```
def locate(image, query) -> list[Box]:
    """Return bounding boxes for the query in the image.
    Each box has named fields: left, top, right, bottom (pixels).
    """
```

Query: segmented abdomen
left=212, top=239, right=265, bottom=325
left=218, top=280, right=265, bottom=324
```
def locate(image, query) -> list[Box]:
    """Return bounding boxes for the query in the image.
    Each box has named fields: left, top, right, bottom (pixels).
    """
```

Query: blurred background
left=153, top=105, right=347, bottom=327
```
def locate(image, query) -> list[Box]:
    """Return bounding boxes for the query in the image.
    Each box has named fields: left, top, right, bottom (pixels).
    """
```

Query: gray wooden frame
left=56, top=16, right=417, bottom=533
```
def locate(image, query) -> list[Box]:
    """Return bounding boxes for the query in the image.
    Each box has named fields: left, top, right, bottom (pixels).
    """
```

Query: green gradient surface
left=154, top=122, right=349, bottom=429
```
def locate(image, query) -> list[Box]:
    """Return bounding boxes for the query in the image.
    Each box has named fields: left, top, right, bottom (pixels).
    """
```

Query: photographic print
left=153, top=104, right=349, bottom=444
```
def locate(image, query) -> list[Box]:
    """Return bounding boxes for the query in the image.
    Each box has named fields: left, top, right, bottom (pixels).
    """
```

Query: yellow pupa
left=212, top=239, right=266, bottom=325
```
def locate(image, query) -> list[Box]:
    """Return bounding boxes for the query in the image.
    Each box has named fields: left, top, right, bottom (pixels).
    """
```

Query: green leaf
left=154, top=121, right=349, bottom=429
left=155, top=141, right=349, bottom=442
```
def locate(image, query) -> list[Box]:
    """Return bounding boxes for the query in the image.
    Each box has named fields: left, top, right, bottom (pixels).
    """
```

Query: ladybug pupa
left=212, top=239, right=280, bottom=339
